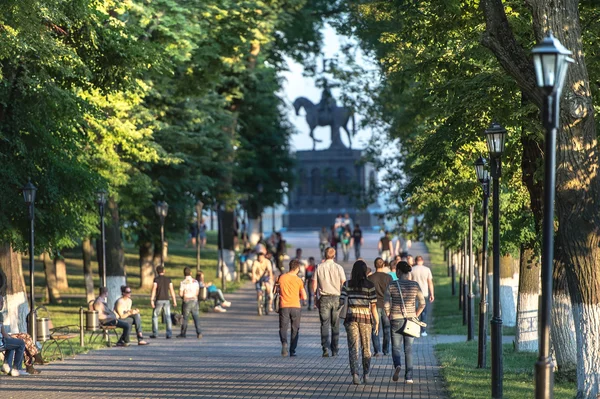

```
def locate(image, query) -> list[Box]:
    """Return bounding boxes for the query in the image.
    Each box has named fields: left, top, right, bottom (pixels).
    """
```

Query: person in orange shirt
left=278, top=259, right=307, bottom=357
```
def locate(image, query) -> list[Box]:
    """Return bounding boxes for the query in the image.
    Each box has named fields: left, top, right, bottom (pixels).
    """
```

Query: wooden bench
left=36, top=306, right=80, bottom=361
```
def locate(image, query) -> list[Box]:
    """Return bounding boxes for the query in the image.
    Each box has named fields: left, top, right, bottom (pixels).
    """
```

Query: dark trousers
left=279, top=307, right=301, bottom=354
left=318, top=295, right=340, bottom=353
left=391, top=319, right=415, bottom=380
left=103, top=318, right=132, bottom=343
left=372, top=307, right=391, bottom=354
left=181, top=300, right=202, bottom=336
left=354, top=243, right=361, bottom=260
left=123, top=314, right=143, bottom=340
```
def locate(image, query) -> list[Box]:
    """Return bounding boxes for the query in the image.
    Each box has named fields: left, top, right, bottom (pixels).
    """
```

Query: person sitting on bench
left=196, top=271, right=231, bottom=313
left=114, top=285, right=148, bottom=345
left=93, top=287, right=132, bottom=347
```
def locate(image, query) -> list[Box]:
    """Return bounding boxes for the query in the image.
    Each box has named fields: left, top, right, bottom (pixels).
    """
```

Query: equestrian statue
left=293, top=84, right=356, bottom=151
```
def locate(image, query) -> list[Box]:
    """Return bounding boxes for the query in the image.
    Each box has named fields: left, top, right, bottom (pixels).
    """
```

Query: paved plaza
left=0, top=232, right=448, bottom=399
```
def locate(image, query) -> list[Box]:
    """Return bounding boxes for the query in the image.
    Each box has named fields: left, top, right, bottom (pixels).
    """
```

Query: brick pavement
left=0, top=232, right=448, bottom=399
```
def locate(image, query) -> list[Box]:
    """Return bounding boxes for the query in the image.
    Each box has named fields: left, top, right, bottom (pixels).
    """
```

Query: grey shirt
left=315, top=259, right=346, bottom=296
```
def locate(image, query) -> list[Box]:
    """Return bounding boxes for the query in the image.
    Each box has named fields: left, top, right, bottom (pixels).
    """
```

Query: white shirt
left=410, top=265, right=433, bottom=297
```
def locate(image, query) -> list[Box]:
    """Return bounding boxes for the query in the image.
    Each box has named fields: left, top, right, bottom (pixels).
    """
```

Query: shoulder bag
left=395, top=281, right=422, bottom=338
left=338, top=282, right=349, bottom=319
left=273, top=277, right=281, bottom=313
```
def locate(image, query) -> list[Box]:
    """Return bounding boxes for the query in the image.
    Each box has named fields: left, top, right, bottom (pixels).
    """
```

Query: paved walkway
left=0, top=232, right=447, bottom=399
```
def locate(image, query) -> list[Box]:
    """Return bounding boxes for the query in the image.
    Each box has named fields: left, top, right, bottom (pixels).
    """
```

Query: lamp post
left=217, top=203, right=226, bottom=292
left=531, top=32, right=573, bottom=399
left=463, top=236, right=468, bottom=326
left=257, top=184, right=264, bottom=236
left=486, top=121, right=508, bottom=398
left=22, top=181, right=37, bottom=340
left=475, top=156, right=490, bottom=368
left=155, top=201, right=169, bottom=267
left=467, top=205, right=475, bottom=341
left=96, top=190, right=107, bottom=288
left=195, top=200, right=204, bottom=272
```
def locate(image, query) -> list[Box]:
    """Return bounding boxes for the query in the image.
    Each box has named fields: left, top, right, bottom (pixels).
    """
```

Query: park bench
left=85, top=300, right=120, bottom=347
left=36, top=305, right=79, bottom=361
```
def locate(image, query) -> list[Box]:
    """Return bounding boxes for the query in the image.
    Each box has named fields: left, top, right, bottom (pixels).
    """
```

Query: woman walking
left=385, top=261, right=425, bottom=384
left=340, top=260, right=379, bottom=385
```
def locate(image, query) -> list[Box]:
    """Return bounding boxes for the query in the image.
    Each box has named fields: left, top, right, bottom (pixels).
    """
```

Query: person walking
left=340, top=226, right=352, bottom=262
left=305, top=256, right=317, bottom=310
left=368, top=257, right=392, bottom=357
left=378, top=231, right=393, bottom=262
left=410, top=255, right=434, bottom=337
left=340, top=260, right=379, bottom=385
left=352, top=224, right=363, bottom=260
left=385, top=261, right=426, bottom=384
left=150, top=265, right=177, bottom=339
left=177, top=267, right=202, bottom=339
left=319, top=226, right=330, bottom=259
left=278, top=259, right=307, bottom=357
left=313, top=247, right=346, bottom=357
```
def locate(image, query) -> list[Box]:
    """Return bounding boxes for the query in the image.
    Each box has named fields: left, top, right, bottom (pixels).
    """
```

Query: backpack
left=171, top=312, right=183, bottom=326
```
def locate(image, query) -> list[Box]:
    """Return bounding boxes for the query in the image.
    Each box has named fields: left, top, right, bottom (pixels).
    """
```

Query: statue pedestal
left=284, top=147, right=378, bottom=229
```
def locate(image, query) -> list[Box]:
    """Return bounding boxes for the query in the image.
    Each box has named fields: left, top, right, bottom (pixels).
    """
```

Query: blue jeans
left=152, top=300, right=172, bottom=337
left=372, top=308, right=391, bottom=355
left=318, top=295, right=340, bottom=353
left=102, top=318, right=132, bottom=343
left=341, top=242, right=350, bottom=261
left=181, top=300, right=201, bottom=336
left=354, top=243, right=361, bottom=260
left=420, top=298, right=429, bottom=333
left=391, top=319, right=415, bottom=379
left=3, top=337, right=25, bottom=371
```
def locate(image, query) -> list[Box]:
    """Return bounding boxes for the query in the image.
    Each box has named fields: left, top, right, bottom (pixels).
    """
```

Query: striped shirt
left=384, top=279, right=425, bottom=320
left=340, top=280, right=377, bottom=324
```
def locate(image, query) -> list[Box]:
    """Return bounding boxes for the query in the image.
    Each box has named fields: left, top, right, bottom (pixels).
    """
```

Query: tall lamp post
left=257, top=184, right=264, bottom=236
left=486, top=121, right=508, bottom=398
left=195, top=200, right=204, bottom=272
left=96, top=190, right=107, bottom=288
left=467, top=205, right=475, bottom=341
left=155, top=201, right=169, bottom=267
left=475, top=156, right=490, bottom=368
left=22, top=181, right=37, bottom=340
left=531, top=32, right=573, bottom=399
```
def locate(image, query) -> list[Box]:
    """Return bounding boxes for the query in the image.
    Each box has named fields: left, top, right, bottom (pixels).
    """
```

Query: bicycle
left=257, top=281, right=270, bottom=316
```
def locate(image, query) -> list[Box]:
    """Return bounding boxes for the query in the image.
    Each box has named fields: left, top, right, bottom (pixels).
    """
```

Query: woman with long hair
left=385, top=261, right=425, bottom=384
left=340, top=260, right=379, bottom=385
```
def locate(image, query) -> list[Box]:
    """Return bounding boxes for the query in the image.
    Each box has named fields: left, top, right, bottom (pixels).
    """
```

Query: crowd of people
left=319, top=213, right=364, bottom=262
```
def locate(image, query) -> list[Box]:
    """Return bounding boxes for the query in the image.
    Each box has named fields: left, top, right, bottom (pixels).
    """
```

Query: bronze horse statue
left=293, top=97, right=356, bottom=150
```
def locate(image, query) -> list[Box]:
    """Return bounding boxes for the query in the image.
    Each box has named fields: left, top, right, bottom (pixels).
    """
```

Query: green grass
left=427, top=242, right=515, bottom=336
left=436, top=341, right=576, bottom=398
left=23, top=232, right=243, bottom=360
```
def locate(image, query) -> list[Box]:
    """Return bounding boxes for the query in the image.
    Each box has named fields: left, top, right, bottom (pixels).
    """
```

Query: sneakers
left=322, top=349, right=329, bottom=358
left=290, top=352, right=297, bottom=357
left=197, top=333, right=203, bottom=339
left=221, top=301, right=232, bottom=308
left=406, top=379, right=414, bottom=384
left=392, top=366, right=402, bottom=382
left=1, top=363, right=10, bottom=374
left=352, top=374, right=361, bottom=385
left=214, top=305, right=227, bottom=313
left=115, top=341, right=129, bottom=347
left=10, top=369, right=29, bottom=377
left=421, top=331, right=428, bottom=337
left=149, top=335, right=157, bottom=339
left=176, top=334, right=186, bottom=339
left=363, top=374, right=370, bottom=384
left=282, top=343, right=288, bottom=357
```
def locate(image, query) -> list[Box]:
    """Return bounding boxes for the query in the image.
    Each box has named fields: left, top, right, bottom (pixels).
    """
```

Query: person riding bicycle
left=252, top=248, right=274, bottom=312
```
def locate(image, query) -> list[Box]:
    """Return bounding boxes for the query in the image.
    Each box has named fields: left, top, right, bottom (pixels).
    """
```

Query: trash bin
left=85, top=310, right=99, bottom=331
left=36, top=317, right=50, bottom=342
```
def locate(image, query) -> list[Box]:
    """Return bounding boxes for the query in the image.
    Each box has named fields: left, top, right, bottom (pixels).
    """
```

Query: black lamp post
left=96, top=190, right=107, bottom=288
left=257, top=184, right=264, bottom=236
left=475, top=156, right=490, bottom=368
left=467, top=205, right=475, bottom=341
left=195, top=200, right=204, bottom=272
left=155, top=201, right=169, bottom=267
left=486, top=121, right=507, bottom=398
left=532, top=32, right=573, bottom=399
left=22, top=181, right=37, bottom=340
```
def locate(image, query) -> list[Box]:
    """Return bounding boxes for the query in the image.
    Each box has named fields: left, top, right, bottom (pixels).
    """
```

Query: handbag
left=338, top=282, right=349, bottom=319
left=395, top=281, right=422, bottom=338
left=273, top=278, right=281, bottom=313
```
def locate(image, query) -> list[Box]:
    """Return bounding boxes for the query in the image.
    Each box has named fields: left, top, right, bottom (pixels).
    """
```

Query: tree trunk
left=106, top=198, right=126, bottom=308
left=42, top=251, right=61, bottom=304
left=515, top=245, right=539, bottom=352
left=481, top=2, right=600, bottom=395
left=54, top=253, right=69, bottom=291
left=139, top=241, right=155, bottom=289
left=499, top=253, right=518, bottom=327
left=152, top=241, right=162, bottom=268
left=551, top=260, right=577, bottom=376
left=82, top=238, right=95, bottom=303
left=247, top=218, right=261, bottom=246
left=0, top=243, right=28, bottom=333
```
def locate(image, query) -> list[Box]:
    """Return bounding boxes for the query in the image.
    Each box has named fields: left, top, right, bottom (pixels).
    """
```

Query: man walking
left=278, top=259, right=307, bottom=357
left=378, top=231, right=393, bottom=262
left=313, top=247, right=346, bottom=357
left=368, top=257, right=392, bottom=356
left=177, top=267, right=202, bottom=339
left=150, top=265, right=177, bottom=339
left=411, top=255, right=434, bottom=337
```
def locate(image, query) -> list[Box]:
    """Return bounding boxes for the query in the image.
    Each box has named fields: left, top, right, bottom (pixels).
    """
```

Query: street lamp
left=532, top=32, right=573, bottom=399
left=195, top=200, right=204, bottom=272
left=155, top=201, right=169, bottom=267
left=22, top=180, right=37, bottom=340
left=96, top=190, right=107, bottom=288
left=485, top=121, right=507, bottom=398
left=467, top=205, right=475, bottom=341
left=475, top=156, right=490, bottom=368
left=257, top=184, right=264, bottom=235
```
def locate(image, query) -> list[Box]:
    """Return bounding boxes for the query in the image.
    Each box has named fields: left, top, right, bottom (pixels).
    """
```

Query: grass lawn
left=22, top=232, right=242, bottom=360
left=427, top=241, right=576, bottom=398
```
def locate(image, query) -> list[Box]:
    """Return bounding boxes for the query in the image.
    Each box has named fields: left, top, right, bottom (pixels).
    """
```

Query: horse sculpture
left=293, top=97, right=356, bottom=150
